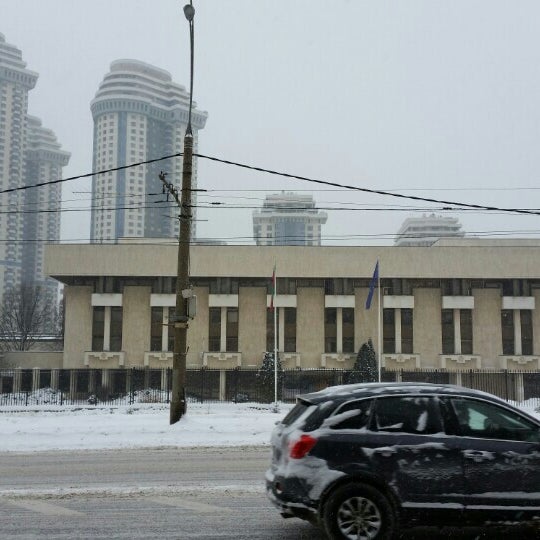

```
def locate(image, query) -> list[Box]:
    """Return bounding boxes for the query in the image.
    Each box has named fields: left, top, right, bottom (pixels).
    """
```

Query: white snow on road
left=0, top=401, right=538, bottom=453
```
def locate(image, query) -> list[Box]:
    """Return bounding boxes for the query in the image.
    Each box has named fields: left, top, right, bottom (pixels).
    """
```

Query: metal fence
left=0, top=367, right=539, bottom=408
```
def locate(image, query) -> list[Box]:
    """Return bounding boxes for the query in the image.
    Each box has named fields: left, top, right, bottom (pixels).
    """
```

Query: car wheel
left=323, top=483, right=397, bottom=540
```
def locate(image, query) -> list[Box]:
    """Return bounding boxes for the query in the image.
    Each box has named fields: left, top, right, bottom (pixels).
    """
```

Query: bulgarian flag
left=269, top=264, right=276, bottom=310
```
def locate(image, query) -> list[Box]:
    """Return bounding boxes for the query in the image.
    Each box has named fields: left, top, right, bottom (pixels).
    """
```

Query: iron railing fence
left=0, top=367, right=539, bottom=408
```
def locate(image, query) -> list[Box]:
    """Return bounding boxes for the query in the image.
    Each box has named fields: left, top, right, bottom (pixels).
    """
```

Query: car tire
left=322, top=482, right=397, bottom=540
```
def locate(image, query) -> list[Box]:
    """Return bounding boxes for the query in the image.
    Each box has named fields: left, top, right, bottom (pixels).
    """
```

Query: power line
left=0, top=152, right=183, bottom=195
left=3, top=150, right=540, bottom=217
left=195, top=153, right=540, bottom=217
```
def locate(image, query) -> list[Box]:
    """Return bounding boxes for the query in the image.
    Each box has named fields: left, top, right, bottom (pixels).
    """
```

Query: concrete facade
left=44, top=238, right=540, bottom=371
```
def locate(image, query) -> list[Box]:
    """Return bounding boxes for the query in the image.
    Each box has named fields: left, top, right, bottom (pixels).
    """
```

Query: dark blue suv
left=265, top=382, right=540, bottom=539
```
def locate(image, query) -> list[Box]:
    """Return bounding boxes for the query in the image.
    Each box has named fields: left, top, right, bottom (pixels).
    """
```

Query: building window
left=226, top=307, right=238, bottom=352
left=501, top=310, right=515, bottom=354
left=383, top=309, right=395, bottom=354
left=342, top=308, right=355, bottom=353
left=150, top=306, right=175, bottom=351
left=521, top=310, right=533, bottom=355
left=325, top=308, right=337, bottom=353
left=501, top=309, right=534, bottom=355
left=442, top=309, right=473, bottom=355
left=92, top=306, right=105, bottom=351
left=267, top=307, right=297, bottom=353
left=383, top=308, right=413, bottom=354
left=208, top=307, right=221, bottom=352
left=209, top=278, right=239, bottom=294
left=92, top=306, right=122, bottom=352
left=208, top=307, right=239, bottom=352
left=460, top=310, right=473, bottom=354
left=441, top=309, right=454, bottom=354
left=401, top=308, right=413, bottom=354
left=284, top=308, right=296, bottom=352
left=266, top=309, right=276, bottom=352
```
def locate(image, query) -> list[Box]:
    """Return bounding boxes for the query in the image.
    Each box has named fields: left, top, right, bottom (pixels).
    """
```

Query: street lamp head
left=183, top=3, right=195, bottom=22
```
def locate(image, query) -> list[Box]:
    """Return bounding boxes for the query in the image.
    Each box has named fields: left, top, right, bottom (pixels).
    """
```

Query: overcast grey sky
left=3, top=0, right=540, bottom=244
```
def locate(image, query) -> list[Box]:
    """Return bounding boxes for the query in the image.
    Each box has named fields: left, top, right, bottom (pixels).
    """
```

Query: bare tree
left=0, top=285, right=55, bottom=351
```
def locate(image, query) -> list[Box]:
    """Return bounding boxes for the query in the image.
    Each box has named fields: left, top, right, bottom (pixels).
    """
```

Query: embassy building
left=30, top=237, right=540, bottom=374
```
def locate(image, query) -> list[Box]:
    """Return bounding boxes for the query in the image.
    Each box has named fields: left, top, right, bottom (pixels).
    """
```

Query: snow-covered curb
left=0, top=402, right=293, bottom=452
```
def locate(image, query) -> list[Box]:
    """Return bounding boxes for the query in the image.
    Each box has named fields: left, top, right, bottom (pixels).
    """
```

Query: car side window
left=373, top=396, right=442, bottom=435
left=449, top=398, right=540, bottom=443
left=325, top=399, right=373, bottom=430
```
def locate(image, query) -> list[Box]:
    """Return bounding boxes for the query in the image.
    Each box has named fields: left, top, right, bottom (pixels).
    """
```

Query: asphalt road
left=0, top=447, right=538, bottom=539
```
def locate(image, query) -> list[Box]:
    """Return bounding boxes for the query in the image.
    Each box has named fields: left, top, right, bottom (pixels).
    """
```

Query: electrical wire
left=1, top=151, right=540, bottom=217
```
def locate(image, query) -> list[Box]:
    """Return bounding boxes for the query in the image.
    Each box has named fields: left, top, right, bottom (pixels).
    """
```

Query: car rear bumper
left=265, top=468, right=318, bottom=520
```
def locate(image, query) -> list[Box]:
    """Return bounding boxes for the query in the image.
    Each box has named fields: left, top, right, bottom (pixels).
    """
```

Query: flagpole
left=274, top=264, right=278, bottom=405
left=377, top=262, right=382, bottom=382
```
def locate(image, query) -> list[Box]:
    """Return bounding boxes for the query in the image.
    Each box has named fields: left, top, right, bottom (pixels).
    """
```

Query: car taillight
left=289, top=434, right=317, bottom=459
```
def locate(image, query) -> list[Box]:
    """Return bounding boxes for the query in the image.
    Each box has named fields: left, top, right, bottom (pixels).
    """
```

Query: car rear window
left=281, top=399, right=311, bottom=426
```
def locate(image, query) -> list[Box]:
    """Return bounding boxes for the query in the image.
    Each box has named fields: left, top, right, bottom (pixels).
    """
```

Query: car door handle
left=462, top=450, right=494, bottom=462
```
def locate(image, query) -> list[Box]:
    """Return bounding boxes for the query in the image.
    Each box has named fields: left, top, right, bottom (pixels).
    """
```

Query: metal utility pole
left=160, top=1, right=196, bottom=424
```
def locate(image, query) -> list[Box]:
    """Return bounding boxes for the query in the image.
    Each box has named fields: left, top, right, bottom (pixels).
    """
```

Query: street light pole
left=169, top=1, right=196, bottom=424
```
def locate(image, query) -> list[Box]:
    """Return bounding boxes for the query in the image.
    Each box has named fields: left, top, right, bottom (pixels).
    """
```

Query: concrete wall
left=186, top=286, right=208, bottom=367
left=473, top=289, right=502, bottom=368
left=122, top=286, right=151, bottom=367
left=414, top=288, right=441, bottom=368
left=63, top=286, right=92, bottom=369
left=1, top=351, right=63, bottom=369
left=239, top=287, right=266, bottom=367
left=297, top=287, right=325, bottom=367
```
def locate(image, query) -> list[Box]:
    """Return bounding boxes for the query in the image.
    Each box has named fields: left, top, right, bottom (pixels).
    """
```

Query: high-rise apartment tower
left=24, top=116, right=70, bottom=303
left=253, top=192, right=328, bottom=246
left=90, top=60, right=207, bottom=243
left=0, top=34, right=69, bottom=305
left=394, top=214, right=465, bottom=247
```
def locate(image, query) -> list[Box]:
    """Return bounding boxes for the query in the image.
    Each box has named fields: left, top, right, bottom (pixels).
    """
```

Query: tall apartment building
left=394, top=214, right=465, bottom=247
left=90, top=60, right=207, bottom=243
left=0, top=33, right=37, bottom=300
left=253, top=192, right=327, bottom=246
left=0, top=34, right=69, bottom=305
left=23, top=116, right=70, bottom=304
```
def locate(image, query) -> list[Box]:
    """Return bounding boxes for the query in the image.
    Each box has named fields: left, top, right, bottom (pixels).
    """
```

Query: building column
left=51, top=369, right=59, bottom=391
left=102, top=369, right=110, bottom=391
left=515, top=372, right=525, bottom=402
left=32, top=368, right=40, bottom=393
left=514, top=310, right=522, bottom=355
left=336, top=308, right=343, bottom=354
left=454, top=309, right=461, bottom=354
left=162, top=307, right=169, bottom=351
left=104, top=306, right=111, bottom=351
left=161, top=368, right=168, bottom=393
left=13, top=369, right=22, bottom=394
left=395, top=309, right=402, bottom=354
left=219, top=369, right=226, bottom=401
left=69, top=370, right=77, bottom=400
left=220, top=307, right=227, bottom=352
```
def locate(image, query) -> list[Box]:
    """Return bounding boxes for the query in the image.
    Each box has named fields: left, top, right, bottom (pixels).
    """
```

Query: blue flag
left=365, top=261, right=379, bottom=309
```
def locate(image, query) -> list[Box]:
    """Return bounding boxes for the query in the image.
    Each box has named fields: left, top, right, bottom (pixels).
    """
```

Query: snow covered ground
left=0, top=402, right=294, bottom=452
left=0, top=400, right=538, bottom=453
